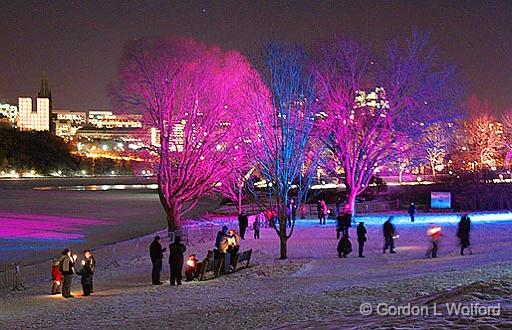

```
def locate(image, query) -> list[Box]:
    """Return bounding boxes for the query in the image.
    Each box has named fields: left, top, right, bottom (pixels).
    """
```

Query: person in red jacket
left=51, top=258, right=63, bottom=295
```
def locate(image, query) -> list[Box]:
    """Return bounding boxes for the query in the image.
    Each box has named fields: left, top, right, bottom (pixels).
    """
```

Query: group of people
left=214, top=226, right=242, bottom=272
left=51, top=248, right=96, bottom=298
left=335, top=212, right=473, bottom=259
left=149, top=225, right=244, bottom=285
left=149, top=235, right=187, bottom=285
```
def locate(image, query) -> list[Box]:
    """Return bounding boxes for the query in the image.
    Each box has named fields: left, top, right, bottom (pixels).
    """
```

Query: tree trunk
left=279, top=232, right=287, bottom=259
left=237, top=185, right=243, bottom=214
left=347, top=189, right=357, bottom=219
left=430, top=161, right=436, bottom=179
left=398, top=169, right=403, bottom=183
left=166, top=198, right=183, bottom=239
left=278, top=197, right=288, bottom=259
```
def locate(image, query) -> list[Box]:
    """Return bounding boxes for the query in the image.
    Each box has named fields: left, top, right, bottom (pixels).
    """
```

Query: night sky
left=1, top=0, right=510, bottom=115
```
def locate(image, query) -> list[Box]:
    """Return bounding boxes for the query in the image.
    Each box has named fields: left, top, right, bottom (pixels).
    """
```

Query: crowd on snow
left=48, top=200, right=473, bottom=298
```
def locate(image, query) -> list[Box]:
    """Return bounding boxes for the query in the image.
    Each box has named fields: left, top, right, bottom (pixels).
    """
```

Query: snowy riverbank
left=1, top=216, right=512, bottom=329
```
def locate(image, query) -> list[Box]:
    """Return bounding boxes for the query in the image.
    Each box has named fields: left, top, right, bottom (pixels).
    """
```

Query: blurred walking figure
left=337, top=232, right=352, bottom=258
left=149, top=236, right=166, bottom=285
left=426, top=225, right=443, bottom=258
left=78, top=250, right=96, bottom=295
left=238, top=212, right=249, bottom=240
left=51, top=258, right=63, bottom=295
left=169, top=236, right=186, bottom=286
left=408, top=202, right=416, bottom=222
left=457, top=214, right=472, bottom=255
left=357, top=222, right=367, bottom=258
left=60, top=248, right=76, bottom=298
left=383, top=217, right=397, bottom=254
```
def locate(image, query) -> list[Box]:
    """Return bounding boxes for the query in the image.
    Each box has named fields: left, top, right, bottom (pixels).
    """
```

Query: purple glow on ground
left=0, top=213, right=110, bottom=240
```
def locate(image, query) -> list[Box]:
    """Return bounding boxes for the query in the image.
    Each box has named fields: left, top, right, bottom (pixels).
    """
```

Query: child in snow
left=51, top=258, right=63, bottom=294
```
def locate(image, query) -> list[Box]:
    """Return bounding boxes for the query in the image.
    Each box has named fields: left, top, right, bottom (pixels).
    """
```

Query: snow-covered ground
left=1, top=214, right=512, bottom=329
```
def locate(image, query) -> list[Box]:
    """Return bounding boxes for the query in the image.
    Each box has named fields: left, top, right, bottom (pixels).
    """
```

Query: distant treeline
left=0, top=124, right=133, bottom=175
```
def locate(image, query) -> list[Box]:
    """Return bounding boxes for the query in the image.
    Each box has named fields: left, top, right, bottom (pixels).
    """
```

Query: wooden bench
left=198, top=251, right=223, bottom=281
left=232, top=249, right=252, bottom=272
left=198, top=249, right=253, bottom=280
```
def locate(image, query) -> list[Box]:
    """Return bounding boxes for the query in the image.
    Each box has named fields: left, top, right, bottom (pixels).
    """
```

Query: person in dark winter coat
left=238, top=213, right=249, bottom=239
left=336, top=206, right=352, bottom=239
left=337, top=232, right=352, bottom=258
left=457, top=214, right=472, bottom=255
left=356, top=222, right=367, bottom=258
left=149, top=236, right=166, bottom=285
left=60, top=248, right=76, bottom=298
left=169, top=236, right=187, bottom=286
left=77, top=250, right=96, bottom=296
left=383, top=217, right=396, bottom=254
left=408, top=203, right=416, bottom=222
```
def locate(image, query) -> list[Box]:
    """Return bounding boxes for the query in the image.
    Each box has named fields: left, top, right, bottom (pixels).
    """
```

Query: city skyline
left=0, top=1, right=511, bottom=115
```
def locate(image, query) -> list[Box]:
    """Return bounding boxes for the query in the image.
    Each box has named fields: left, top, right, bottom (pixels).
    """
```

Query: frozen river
left=0, top=177, right=215, bottom=265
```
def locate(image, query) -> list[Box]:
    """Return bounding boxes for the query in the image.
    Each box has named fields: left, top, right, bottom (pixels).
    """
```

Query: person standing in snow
left=357, top=222, right=367, bottom=258
left=238, top=212, right=249, bottom=240
left=51, top=258, right=63, bottom=295
left=287, top=199, right=297, bottom=227
left=253, top=212, right=263, bottom=239
left=457, top=214, right=472, bottom=255
left=169, top=236, right=186, bottom=286
left=149, top=236, right=166, bottom=285
left=319, top=200, right=328, bottom=225
left=383, top=217, right=397, bottom=254
left=408, top=202, right=416, bottom=222
left=60, top=248, right=76, bottom=298
left=77, top=250, right=95, bottom=296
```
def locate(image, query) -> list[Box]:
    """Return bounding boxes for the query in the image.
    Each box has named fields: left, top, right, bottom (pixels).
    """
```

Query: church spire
left=38, top=70, right=51, bottom=100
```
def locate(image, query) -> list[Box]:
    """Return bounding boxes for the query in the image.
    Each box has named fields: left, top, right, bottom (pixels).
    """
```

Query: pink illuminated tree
left=316, top=33, right=461, bottom=215
left=113, top=37, right=263, bottom=237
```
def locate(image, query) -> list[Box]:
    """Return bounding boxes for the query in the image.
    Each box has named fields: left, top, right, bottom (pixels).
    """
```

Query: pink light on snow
left=0, top=213, right=111, bottom=240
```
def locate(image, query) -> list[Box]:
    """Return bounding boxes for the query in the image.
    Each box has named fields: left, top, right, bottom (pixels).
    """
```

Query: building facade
left=17, top=97, right=50, bottom=131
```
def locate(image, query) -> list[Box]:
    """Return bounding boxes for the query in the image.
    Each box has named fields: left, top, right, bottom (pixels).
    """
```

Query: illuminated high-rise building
left=37, top=71, right=53, bottom=132
left=17, top=97, right=50, bottom=131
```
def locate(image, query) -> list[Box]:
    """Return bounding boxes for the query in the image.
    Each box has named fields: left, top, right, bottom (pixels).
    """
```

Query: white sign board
left=431, top=191, right=451, bottom=209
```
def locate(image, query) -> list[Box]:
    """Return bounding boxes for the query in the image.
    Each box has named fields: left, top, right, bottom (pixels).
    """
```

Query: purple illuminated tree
left=244, top=44, right=319, bottom=259
left=113, top=37, right=262, bottom=237
left=316, top=33, right=460, bottom=215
